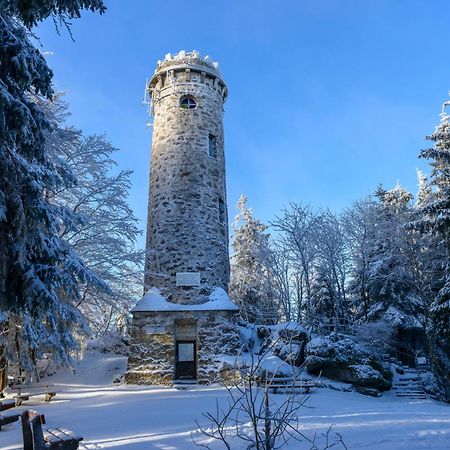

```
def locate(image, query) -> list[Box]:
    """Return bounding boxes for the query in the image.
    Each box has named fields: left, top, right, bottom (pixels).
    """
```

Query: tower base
left=125, top=288, right=240, bottom=385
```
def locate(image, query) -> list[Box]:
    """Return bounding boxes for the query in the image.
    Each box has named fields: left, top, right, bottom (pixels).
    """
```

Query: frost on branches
left=41, top=96, right=143, bottom=337
left=0, top=0, right=106, bottom=378
left=229, top=195, right=278, bottom=325
left=416, top=99, right=450, bottom=337
left=413, top=97, right=450, bottom=400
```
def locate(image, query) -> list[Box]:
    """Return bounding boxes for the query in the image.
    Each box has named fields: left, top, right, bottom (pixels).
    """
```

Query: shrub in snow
left=305, top=333, right=392, bottom=392
left=418, top=370, right=443, bottom=400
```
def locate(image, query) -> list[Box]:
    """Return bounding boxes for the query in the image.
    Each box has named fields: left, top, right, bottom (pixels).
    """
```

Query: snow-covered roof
left=131, top=287, right=239, bottom=313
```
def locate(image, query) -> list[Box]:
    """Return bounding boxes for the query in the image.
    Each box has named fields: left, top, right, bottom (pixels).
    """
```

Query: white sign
left=176, top=272, right=201, bottom=287
left=144, top=325, right=165, bottom=335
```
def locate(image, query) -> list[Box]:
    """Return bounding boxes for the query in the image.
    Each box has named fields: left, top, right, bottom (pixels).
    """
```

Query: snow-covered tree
left=272, top=203, right=323, bottom=321
left=309, top=267, right=334, bottom=328
left=315, top=210, right=350, bottom=328
left=365, top=184, right=424, bottom=328
left=230, top=195, right=278, bottom=324
left=416, top=169, right=432, bottom=208
left=0, top=0, right=106, bottom=377
left=415, top=99, right=450, bottom=339
left=343, top=198, right=377, bottom=321
left=266, top=241, right=293, bottom=321
left=41, top=96, right=143, bottom=337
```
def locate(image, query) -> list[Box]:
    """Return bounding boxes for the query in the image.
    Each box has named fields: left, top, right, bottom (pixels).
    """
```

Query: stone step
left=396, top=394, right=426, bottom=399
left=173, top=380, right=198, bottom=390
left=396, top=388, right=424, bottom=394
left=393, top=387, right=422, bottom=390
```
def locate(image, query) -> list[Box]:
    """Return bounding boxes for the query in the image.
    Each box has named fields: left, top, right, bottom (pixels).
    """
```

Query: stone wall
left=125, top=309, right=241, bottom=385
left=144, top=54, right=229, bottom=304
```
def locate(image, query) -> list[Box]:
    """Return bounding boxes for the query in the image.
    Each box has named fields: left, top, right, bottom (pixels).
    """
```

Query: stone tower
left=145, top=50, right=229, bottom=303
left=125, top=51, right=240, bottom=385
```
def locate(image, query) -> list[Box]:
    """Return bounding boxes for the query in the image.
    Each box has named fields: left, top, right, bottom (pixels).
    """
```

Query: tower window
left=218, top=198, right=225, bottom=224
left=180, top=95, right=197, bottom=110
left=208, top=134, right=217, bottom=158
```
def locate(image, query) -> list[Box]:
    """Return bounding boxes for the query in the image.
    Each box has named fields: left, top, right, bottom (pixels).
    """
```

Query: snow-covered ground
left=2, top=352, right=450, bottom=449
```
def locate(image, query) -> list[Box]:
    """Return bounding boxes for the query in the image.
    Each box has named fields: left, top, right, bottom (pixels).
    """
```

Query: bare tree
left=314, top=210, right=351, bottom=331
left=342, top=198, right=375, bottom=321
left=194, top=332, right=346, bottom=450
left=42, top=95, right=144, bottom=336
left=272, top=204, right=323, bottom=322
left=267, top=240, right=294, bottom=322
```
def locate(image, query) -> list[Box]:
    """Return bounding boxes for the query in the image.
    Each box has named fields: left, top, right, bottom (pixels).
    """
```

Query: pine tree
left=0, top=0, right=106, bottom=376
left=416, top=99, right=450, bottom=339
left=309, top=267, right=334, bottom=330
left=366, top=184, right=424, bottom=329
left=416, top=169, right=432, bottom=208
left=229, top=195, right=278, bottom=324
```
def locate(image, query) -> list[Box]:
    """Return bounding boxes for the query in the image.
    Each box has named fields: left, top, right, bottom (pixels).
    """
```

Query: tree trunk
left=264, top=389, right=271, bottom=450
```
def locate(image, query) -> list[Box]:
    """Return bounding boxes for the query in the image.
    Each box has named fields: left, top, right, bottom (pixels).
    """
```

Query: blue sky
left=36, top=0, right=450, bottom=244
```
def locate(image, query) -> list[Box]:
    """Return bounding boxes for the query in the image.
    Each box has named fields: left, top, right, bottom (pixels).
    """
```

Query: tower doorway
left=175, top=340, right=196, bottom=379
left=174, top=319, right=197, bottom=380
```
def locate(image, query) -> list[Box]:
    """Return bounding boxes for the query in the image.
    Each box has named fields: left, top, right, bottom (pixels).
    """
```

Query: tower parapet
left=149, top=51, right=227, bottom=106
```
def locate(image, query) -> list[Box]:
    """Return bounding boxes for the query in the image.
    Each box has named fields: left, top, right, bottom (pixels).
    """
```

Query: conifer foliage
left=229, top=195, right=278, bottom=324
left=416, top=100, right=450, bottom=338
left=0, top=0, right=106, bottom=372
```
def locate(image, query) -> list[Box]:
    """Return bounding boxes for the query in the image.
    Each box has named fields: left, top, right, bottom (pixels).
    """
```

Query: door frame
left=175, top=340, right=197, bottom=380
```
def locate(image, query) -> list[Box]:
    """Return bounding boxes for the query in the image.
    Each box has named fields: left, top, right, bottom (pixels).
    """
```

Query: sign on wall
left=176, top=272, right=201, bottom=287
left=144, top=325, right=166, bottom=335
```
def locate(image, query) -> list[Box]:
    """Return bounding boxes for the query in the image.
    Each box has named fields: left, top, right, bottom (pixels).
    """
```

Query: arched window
left=180, top=95, right=197, bottom=110
left=218, top=198, right=225, bottom=224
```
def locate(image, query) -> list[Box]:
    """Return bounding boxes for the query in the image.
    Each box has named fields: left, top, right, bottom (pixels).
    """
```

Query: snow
left=131, top=287, right=239, bottom=312
left=2, top=351, right=450, bottom=449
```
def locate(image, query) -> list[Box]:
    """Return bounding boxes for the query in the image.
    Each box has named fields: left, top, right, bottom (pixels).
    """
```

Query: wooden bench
left=22, top=410, right=83, bottom=450
left=0, top=411, right=20, bottom=430
left=11, top=384, right=56, bottom=406
left=0, top=398, right=16, bottom=411
left=267, top=377, right=316, bottom=394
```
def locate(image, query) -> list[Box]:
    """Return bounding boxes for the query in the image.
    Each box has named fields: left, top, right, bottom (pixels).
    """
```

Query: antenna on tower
left=142, top=78, right=153, bottom=128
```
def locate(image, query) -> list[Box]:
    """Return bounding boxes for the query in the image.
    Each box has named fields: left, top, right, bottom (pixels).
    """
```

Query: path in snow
left=1, top=352, right=450, bottom=449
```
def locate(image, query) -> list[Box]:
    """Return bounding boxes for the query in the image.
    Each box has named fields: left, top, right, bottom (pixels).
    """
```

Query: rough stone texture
left=126, top=52, right=239, bottom=386
left=125, top=309, right=240, bottom=385
left=145, top=52, right=229, bottom=304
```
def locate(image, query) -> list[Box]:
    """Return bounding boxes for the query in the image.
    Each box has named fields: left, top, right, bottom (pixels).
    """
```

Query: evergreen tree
left=229, top=195, right=278, bottom=324
left=0, top=0, right=105, bottom=376
left=414, top=99, right=450, bottom=342
left=366, top=184, right=424, bottom=329
left=309, top=267, right=334, bottom=329
left=416, top=169, right=432, bottom=208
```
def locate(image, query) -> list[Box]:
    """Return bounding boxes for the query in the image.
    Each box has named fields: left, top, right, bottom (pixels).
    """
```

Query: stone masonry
left=126, top=309, right=240, bottom=385
left=145, top=51, right=229, bottom=304
left=125, top=51, right=240, bottom=385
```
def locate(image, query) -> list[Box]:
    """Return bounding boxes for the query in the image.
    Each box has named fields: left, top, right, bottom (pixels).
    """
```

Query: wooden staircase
left=393, top=366, right=426, bottom=400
